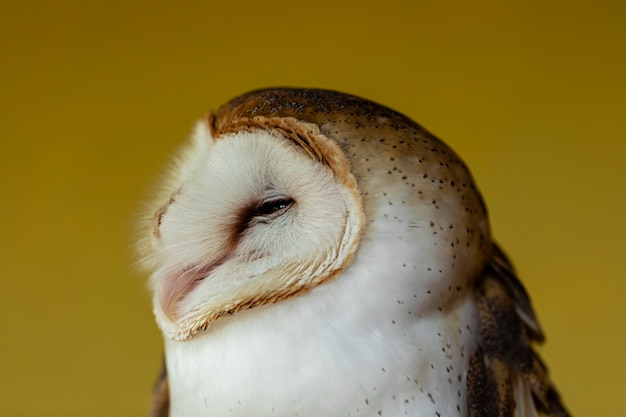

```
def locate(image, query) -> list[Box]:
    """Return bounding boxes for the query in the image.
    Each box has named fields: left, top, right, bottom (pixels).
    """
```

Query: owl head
left=139, top=88, right=490, bottom=341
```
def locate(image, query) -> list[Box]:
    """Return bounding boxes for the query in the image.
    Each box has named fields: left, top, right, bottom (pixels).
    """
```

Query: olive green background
left=1, top=1, right=624, bottom=416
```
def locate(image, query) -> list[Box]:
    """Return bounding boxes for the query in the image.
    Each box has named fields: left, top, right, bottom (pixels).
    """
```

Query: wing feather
left=468, top=243, right=570, bottom=417
left=148, top=360, right=170, bottom=417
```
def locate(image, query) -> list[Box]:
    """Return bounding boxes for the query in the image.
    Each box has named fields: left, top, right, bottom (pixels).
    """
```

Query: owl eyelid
left=236, top=196, right=295, bottom=236
left=253, top=196, right=295, bottom=221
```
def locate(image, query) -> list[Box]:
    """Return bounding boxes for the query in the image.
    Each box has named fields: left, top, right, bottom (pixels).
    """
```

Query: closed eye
left=254, top=197, right=295, bottom=220
left=235, top=196, right=296, bottom=236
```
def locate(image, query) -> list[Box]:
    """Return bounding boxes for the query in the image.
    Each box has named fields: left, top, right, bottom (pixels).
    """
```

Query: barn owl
left=139, top=88, right=570, bottom=417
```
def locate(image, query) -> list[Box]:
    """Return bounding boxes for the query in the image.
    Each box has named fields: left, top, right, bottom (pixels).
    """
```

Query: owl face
left=144, top=120, right=364, bottom=339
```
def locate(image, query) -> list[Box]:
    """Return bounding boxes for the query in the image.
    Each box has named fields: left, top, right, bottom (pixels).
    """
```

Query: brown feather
left=468, top=243, right=570, bottom=416
left=211, top=87, right=419, bottom=135
left=148, top=360, right=169, bottom=417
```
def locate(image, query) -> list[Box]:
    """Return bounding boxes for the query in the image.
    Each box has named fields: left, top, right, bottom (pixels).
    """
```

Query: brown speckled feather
left=468, top=243, right=570, bottom=417
left=211, top=88, right=416, bottom=133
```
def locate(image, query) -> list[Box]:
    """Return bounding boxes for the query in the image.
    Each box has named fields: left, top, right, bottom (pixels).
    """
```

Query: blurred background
left=1, top=1, right=624, bottom=416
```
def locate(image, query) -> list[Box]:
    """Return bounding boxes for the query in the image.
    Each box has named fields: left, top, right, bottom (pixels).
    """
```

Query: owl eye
left=254, top=197, right=295, bottom=219
left=236, top=196, right=295, bottom=236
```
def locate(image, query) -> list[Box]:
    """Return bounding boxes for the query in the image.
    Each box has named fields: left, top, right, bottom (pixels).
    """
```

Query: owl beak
left=159, top=261, right=222, bottom=320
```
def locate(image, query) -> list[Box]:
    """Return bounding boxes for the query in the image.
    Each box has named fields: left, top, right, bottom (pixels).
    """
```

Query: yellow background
left=1, top=1, right=624, bottom=416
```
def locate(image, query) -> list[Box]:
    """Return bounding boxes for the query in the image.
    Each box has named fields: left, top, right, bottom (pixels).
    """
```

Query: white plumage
left=139, top=88, right=569, bottom=417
